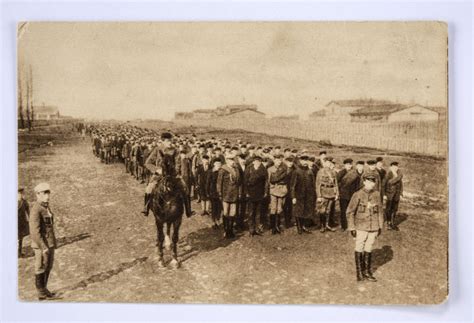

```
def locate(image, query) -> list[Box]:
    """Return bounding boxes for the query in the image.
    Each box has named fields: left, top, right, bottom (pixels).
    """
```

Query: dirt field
left=17, top=123, right=448, bottom=304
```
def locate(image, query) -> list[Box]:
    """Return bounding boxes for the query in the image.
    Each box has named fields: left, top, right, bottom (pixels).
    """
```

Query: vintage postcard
left=17, top=22, right=448, bottom=304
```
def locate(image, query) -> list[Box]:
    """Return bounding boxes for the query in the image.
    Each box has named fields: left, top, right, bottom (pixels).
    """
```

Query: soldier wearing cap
left=244, top=155, right=268, bottom=236
left=383, top=161, right=403, bottom=231
left=347, top=175, right=383, bottom=282
left=29, top=183, right=57, bottom=300
left=361, top=160, right=382, bottom=194
left=217, top=152, right=241, bottom=238
left=290, top=155, right=315, bottom=234
left=337, top=158, right=353, bottom=231
left=283, top=156, right=296, bottom=228
left=18, top=187, right=30, bottom=258
left=266, top=154, right=288, bottom=234
left=316, top=156, right=339, bottom=233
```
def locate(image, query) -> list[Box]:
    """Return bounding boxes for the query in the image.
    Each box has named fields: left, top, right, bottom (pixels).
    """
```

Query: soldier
left=244, top=156, right=268, bottom=236
left=337, top=158, right=353, bottom=232
left=18, top=187, right=29, bottom=258
left=267, top=154, right=288, bottom=234
left=235, top=153, right=248, bottom=231
left=29, top=183, right=57, bottom=300
left=347, top=175, right=383, bottom=282
left=208, top=159, right=223, bottom=229
left=176, top=147, right=193, bottom=194
left=217, top=153, right=241, bottom=238
left=316, top=157, right=339, bottom=233
left=361, top=160, right=382, bottom=193
left=283, top=156, right=296, bottom=228
left=383, top=161, right=403, bottom=231
left=376, top=157, right=387, bottom=183
left=290, top=155, right=315, bottom=234
left=142, top=132, right=193, bottom=218
left=196, top=155, right=212, bottom=216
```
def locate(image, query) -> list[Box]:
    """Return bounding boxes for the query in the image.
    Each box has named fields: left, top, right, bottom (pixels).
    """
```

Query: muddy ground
left=17, top=123, right=448, bottom=304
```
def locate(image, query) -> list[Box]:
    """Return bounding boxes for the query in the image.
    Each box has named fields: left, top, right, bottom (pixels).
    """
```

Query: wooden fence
left=175, top=117, right=448, bottom=157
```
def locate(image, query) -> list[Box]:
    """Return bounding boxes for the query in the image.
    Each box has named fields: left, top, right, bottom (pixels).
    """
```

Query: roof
left=327, top=99, right=393, bottom=108
left=349, top=104, right=408, bottom=116
left=34, top=105, right=59, bottom=114
left=193, top=109, right=215, bottom=113
left=415, top=105, right=446, bottom=115
left=225, top=108, right=265, bottom=116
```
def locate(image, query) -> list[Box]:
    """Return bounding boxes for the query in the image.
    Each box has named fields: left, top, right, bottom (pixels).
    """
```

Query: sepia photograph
left=17, top=21, right=448, bottom=305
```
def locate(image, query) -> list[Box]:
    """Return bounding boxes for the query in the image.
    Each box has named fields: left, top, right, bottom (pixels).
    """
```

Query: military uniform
left=347, top=183, right=383, bottom=282
left=290, top=162, right=315, bottom=234
left=383, top=167, right=403, bottom=230
left=315, top=166, right=339, bottom=232
left=217, top=162, right=241, bottom=238
left=267, top=161, right=288, bottom=234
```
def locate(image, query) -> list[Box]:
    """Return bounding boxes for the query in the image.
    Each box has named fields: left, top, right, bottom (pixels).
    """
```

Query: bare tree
left=18, top=68, right=24, bottom=129
left=29, top=65, right=34, bottom=129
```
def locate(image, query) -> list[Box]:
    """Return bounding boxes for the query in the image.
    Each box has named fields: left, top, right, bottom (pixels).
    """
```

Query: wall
left=175, top=117, right=448, bottom=157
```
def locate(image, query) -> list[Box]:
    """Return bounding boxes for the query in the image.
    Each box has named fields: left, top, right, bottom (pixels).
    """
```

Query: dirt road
left=18, top=136, right=448, bottom=304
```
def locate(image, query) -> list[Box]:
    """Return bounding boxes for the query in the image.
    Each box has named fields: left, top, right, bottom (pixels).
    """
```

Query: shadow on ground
left=20, top=233, right=91, bottom=258
left=372, top=245, right=394, bottom=272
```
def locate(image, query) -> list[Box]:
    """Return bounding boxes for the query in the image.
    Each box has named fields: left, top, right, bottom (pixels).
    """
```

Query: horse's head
left=159, top=149, right=177, bottom=178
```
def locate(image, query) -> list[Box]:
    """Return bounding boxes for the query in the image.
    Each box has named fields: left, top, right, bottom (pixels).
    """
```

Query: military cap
left=253, top=155, right=263, bottom=161
left=319, top=151, right=327, bottom=156
left=34, top=182, right=51, bottom=193
left=257, top=146, right=263, bottom=150
left=201, top=154, right=209, bottom=160
left=367, top=160, right=377, bottom=165
left=274, top=153, right=284, bottom=159
left=309, top=156, right=316, bottom=162
left=161, top=132, right=172, bottom=140
left=356, top=160, right=365, bottom=165
left=299, top=155, right=309, bottom=161
left=249, top=145, right=255, bottom=150
left=343, top=158, right=353, bottom=164
left=275, top=146, right=281, bottom=149
left=214, top=147, right=222, bottom=151
left=238, top=153, right=247, bottom=160
left=291, top=149, right=298, bottom=153
left=326, top=157, right=335, bottom=163
left=262, top=157, right=270, bottom=162
left=231, top=146, right=239, bottom=151
left=285, top=156, right=295, bottom=162
left=18, top=187, right=25, bottom=193
left=376, top=157, right=384, bottom=162
left=284, top=148, right=291, bottom=152
left=390, top=161, right=399, bottom=166
left=364, top=175, right=377, bottom=182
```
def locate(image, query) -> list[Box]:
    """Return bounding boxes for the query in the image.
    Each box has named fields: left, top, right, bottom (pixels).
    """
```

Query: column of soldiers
left=86, top=123, right=404, bottom=282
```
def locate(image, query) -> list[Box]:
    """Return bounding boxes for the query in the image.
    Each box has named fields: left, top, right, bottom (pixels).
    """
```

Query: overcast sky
left=18, top=22, right=447, bottom=120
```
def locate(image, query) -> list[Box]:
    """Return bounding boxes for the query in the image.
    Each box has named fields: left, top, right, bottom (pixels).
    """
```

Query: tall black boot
left=275, top=214, right=281, bottom=234
left=35, top=273, right=48, bottom=300
left=270, top=214, right=276, bottom=235
left=184, top=195, right=193, bottom=218
left=43, top=270, right=56, bottom=298
left=223, top=217, right=230, bottom=238
left=229, top=217, right=235, bottom=238
left=355, top=252, right=364, bottom=282
left=363, top=252, right=377, bottom=282
left=295, top=217, right=303, bottom=234
left=319, top=213, right=326, bottom=233
left=301, top=218, right=312, bottom=234
left=141, top=194, right=150, bottom=216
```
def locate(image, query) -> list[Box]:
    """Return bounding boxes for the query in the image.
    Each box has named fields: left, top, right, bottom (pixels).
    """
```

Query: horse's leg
left=164, top=222, right=171, bottom=251
left=170, top=218, right=182, bottom=269
left=155, top=218, right=165, bottom=267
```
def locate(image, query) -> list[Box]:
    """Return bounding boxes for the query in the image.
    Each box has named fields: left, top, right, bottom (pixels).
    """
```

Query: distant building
left=174, top=112, right=194, bottom=120
left=310, top=99, right=394, bottom=122
left=272, top=115, right=299, bottom=121
left=216, top=104, right=258, bottom=116
left=33, top=105, right=60, bottom=120
left=192, top=109, right=216, bottom=119
left=223, top=108, right=265, bottom=119
left=350, top=104, right=440, bottom=123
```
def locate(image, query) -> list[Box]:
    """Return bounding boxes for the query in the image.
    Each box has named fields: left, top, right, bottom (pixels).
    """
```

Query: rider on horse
left=142, top=131, right=193, bottom=218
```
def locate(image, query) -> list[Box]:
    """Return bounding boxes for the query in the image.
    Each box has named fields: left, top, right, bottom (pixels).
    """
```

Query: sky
left=17, top=22, right=448, bottom=120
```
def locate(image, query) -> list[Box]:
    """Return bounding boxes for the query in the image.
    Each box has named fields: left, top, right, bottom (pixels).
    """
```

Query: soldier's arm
left=289, top=171, right=298, bottom=199
left=144, top=148, right=159, bottom=173
left=315, top=171, right=322, bottom=197
left=28, top=205, right=48, bottom=250
left=346, top=193, right=360, bottom=231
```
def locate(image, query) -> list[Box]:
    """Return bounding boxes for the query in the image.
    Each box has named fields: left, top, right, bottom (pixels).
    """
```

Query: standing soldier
left=217, top=153, right=241, bottom=238
left=236, top=153, right=248, bottom=231
left=244, top=156, right=268, bottom=236
left=18, top=187, right=29, bottom=258
left=316, top=157, right=339, bottom=233
left=347, top=175, right=383, bottom=282
left=208, top=160, right=223, bottom=229
left=361, top=160, right=382, bottom=193
left=267, top=154, right=288, bottom=234
left=195, top=155, right=211, bottom=216
left=290, top=155, right=314, bottom=234
left=337, top=158, right=353, bottom=232
left=29, top=183, right=57, bottom=300
left=176, top=147, right=193, bottom=194
left=283, top=156, right=296, bottom=228
left=383, top=161, right=403, bottom=231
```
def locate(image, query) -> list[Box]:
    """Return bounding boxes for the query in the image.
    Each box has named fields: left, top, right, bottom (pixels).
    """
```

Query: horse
left=150, top=150, right=187, bottom=268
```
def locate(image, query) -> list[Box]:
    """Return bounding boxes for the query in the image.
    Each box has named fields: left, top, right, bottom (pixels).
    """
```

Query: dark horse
left=150, top=150, right=190, bottom=268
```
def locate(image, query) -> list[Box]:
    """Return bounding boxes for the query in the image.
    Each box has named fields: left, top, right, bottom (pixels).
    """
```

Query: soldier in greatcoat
left=18, top=187, right=29, bottom=258
left=244, top=156, right=268, bottom=236
left=290, top=155, right=315, bottom=234
left=383, top=161, right=403, bottom=231
left=315, top=157, right=339, bottom=233
left=217, top=153, right=241, bottom=238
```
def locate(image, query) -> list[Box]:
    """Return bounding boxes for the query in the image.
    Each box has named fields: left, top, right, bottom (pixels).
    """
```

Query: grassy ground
left=17, top=123, right=448, bottom=304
